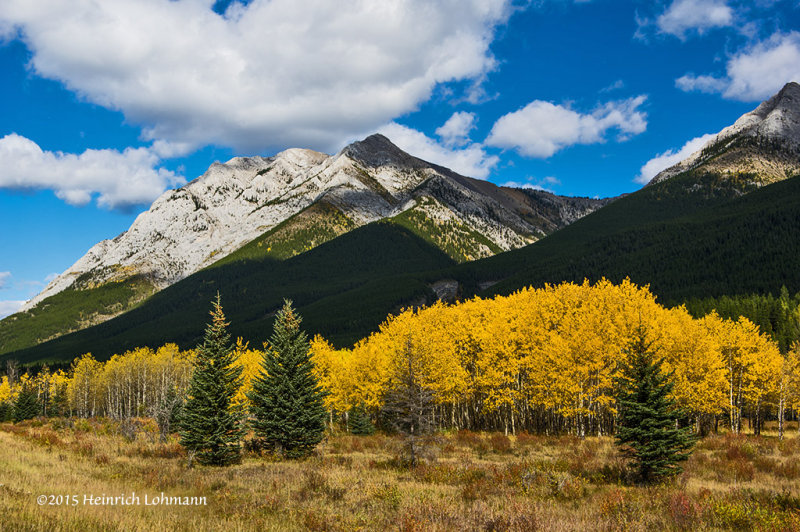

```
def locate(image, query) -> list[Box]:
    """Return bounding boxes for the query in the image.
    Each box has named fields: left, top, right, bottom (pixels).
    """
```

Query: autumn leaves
left=310, top=279, right=796, bottom=435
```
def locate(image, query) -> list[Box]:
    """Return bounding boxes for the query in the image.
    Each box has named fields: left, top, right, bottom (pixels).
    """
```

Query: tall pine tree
left=615, top=326, right=696, bottom=484
left=248, top=300, right=327, bottom=459
left=179, top=294, right=244, bottom=466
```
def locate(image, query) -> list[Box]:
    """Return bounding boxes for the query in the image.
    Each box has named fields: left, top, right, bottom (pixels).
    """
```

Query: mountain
left=0, top=135, right=609, bottom=356
left=649, top=81, right=800, bottom=186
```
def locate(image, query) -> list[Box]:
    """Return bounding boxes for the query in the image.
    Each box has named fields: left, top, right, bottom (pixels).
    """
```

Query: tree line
left=311, top=279, right=800, bottom=438
left=3, top=279, right=800, bottom=443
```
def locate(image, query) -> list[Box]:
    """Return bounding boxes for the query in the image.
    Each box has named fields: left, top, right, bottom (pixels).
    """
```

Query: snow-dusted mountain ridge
left=24, top=135, right=610, bottom=310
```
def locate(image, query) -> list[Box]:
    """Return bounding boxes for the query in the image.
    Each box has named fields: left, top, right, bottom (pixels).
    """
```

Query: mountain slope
left=459, top=172, right=800, bottom=302
left=447, top=82, right=800, bottom=301
left=1, top=222, right=455, bottom=364
left=7, top=170, right=799, bottom=366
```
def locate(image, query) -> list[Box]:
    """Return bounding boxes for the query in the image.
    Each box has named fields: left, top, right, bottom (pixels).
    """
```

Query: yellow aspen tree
left=68, top=353, right=102, bottom=417
left=656, top=307, right=728, bottom=429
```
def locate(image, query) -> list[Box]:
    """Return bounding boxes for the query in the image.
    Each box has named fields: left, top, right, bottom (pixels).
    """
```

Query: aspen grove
left=2, top=280, right=799, bottom=439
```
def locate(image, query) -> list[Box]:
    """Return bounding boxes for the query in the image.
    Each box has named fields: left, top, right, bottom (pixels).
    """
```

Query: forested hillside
left=0, top=222, right=454, bottom=364
left=455, top=171, right=800, bottom=302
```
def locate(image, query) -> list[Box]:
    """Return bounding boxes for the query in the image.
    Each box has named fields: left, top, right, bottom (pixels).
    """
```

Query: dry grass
left=1, top=419, right=799, bottom=531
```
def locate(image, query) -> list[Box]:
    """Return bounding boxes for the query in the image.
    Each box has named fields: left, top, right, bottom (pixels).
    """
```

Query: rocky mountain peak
left=729, top=81, right=800, bottom=142
left=341, top=134, right=427, bottom=169
left=750, top=81, right=800, bottom=118
left=648, top=81, right=800, bottom=186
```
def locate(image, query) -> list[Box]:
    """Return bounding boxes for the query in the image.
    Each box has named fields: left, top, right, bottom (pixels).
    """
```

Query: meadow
left=2, top=418, right=800, bottom=531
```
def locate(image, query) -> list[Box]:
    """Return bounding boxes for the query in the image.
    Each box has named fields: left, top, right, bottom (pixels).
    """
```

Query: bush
left=489, top=433, right=511, bottom=454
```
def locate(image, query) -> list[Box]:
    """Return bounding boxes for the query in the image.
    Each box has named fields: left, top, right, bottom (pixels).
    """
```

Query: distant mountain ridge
left=25, top=135, right=609, bottom=311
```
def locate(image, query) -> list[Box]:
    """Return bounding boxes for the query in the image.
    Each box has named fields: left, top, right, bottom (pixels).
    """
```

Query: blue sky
left=1, top=0, right=799, bottom=316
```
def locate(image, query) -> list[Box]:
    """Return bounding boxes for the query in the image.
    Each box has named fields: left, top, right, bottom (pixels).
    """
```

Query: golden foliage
left=310, top=279, right=790, bottom=433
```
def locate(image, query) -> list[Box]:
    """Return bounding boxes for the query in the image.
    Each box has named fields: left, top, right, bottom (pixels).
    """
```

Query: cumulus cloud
left=0, top=0, right=512, bottom=154
left=676, top=32, right=800, bottom=101
left=0, top=134, right=184, bottom=209
left=377, top=122, right=498, bottom=179
left=635, top=133, right=716, bottom=184
left=435, top=112, right=477, bottom=147
left=0, top=300, right=25, bottom=319
left=0, top=271, right=10, bottom=289
left=656, top=0, right=733, bottom=38
left=723, top=32, right=800, bottom=100
left=485, top=96, right=648, bottom=158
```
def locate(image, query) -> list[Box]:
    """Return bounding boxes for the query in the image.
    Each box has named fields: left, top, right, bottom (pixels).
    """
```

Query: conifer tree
left=179, top=294, right=244, bottom=466
left=13, top=386, right=40, bottom=422
left=248, top=300, right=327, bottom=459
left=0, top=401, right=11, bottom=422
left=615, top=326, right=696, bottom=484
left=348, top=404, right=375, bottom=435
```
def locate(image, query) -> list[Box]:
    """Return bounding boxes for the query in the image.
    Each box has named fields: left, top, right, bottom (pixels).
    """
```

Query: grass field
left=2, top=419, right=800, bottom=531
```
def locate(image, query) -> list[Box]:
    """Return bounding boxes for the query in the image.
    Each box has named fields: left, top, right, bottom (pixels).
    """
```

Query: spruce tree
left=0, top=401, right=11, bottom=422
left=615, top=326, right=696, bottom=484
left=348, top=404, right=375, bottom=435
left=13, top=386, right=40, bottom=422
left=179, top=294, right=244, bottom=466
left=248, top=300, right=327, bottom=459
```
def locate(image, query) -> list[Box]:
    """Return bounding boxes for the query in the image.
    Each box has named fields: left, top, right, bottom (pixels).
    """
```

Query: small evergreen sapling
left=248, top=300, right=327, bottom=459
left=615, top=326, right=696, bottom=484
left=179, top=294, right=244, bottom=466
left=348, top=404, right=375, bottom=435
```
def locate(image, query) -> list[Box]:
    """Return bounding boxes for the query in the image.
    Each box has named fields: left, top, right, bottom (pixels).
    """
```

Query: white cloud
left=656, top=0, right=733, bottom=38
left=635, top=133, right=716, bottom=184
left=0, top=134, right=184, bottom=209
left=0, top=0, right=512, bottom=154
left=676, top=32, right=800, bottom=101
left=675, top=74, right=728, bottom=93
left=377, top=122, right=498, bottom=179
left=0, top=271, right=10, bottom=289
left=44, top=273, right=59, bottom=283
left=485, top=96, right=648, bottom=158
left=0, top=300, right=24, bottom=319
left=600, top=79, right=625, bottom=93
left=435, top=112, right=477, bottom=147
left=723, top=32, right=800, bottom=100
